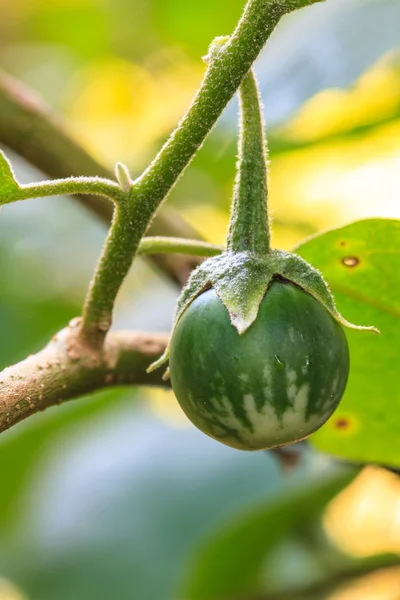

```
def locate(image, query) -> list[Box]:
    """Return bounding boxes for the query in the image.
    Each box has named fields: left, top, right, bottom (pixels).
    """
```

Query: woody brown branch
left=0, top=70, right=202, bottom=285
left=0, top=321, right=169, bottom=433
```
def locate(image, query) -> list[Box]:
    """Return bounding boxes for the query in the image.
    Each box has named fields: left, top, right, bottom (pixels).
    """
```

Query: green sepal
left=0, top=150, right=21, bottom=205
left=203, top=252, right=273, bottom=333
left=148, top=247, right=378, bottom=374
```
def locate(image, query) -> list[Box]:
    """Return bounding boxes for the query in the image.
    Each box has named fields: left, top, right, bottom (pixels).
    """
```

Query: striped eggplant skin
left=169, top=280, right=350, bottom=451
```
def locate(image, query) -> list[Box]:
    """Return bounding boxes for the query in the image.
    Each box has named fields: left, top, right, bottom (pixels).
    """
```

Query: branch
left=0, top=70, right=204, bottom=285
left=80, top=200, right=135, bottom=344
left=0, top=322, right=169, bottom=433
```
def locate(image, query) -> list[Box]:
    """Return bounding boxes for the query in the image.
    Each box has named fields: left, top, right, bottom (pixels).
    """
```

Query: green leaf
left=0, top=150, right=20, bottom=205
left=295, top=218, right=400, bottom=467
left=181, top=468, right=357, bottom=600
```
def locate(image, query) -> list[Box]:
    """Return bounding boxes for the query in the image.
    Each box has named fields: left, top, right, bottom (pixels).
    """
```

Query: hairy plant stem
left=133, top=0, right=324, bottom=210
left=79, top=0, right=325, bottom=346
left=2, top=176, right=123, bottom=205
left=138, top=236, right=223, bottom=257
left=80, top=200, right=134, bottom=345
left=227, top=70, right=270, bottom=253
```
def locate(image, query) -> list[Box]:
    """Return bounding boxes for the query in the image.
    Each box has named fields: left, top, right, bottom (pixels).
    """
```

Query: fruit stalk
left=227, top=69, right=270, bottom=254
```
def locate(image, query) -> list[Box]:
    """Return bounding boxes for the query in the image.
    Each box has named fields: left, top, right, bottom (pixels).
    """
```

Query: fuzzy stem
left=5, top=177, right=123, bottom=205
left=133, top=0, right=325, bottom=214
left=227, top=69, right=270, bottom=254
left=138, top=236, right=223, bottom=257
left=80, top=200, right=134, bottom=345
left=77, top=0, right=324, bottom=344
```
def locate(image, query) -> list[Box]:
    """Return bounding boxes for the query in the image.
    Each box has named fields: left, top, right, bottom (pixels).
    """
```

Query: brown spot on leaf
left=332, top=414, right=359, bottom=435
left=335, top=417, right=349, bottom=429
left=342, top=256, right=360, bottom=268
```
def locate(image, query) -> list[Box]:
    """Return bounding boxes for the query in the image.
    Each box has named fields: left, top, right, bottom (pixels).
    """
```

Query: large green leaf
left=296, top=218, right=400, bottom=466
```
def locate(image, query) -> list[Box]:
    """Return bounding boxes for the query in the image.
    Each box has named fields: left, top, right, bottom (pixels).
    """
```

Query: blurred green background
left=0, top=0, right=400, bottom=598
